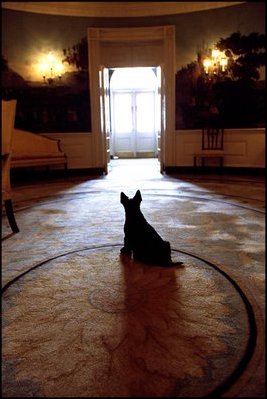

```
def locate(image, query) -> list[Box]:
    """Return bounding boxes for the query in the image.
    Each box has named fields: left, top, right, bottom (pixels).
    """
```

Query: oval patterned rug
left=2, top=245, right=257, bottom=397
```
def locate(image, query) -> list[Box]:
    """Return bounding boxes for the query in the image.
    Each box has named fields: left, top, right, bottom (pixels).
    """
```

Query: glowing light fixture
left=202, top=48, right=228, bottom=78
left=40, top=52, right=64, bottom=85
left=203, top=58, right=212, bottom=74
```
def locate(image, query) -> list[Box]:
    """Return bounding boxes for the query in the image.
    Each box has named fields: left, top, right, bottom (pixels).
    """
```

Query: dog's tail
left=161, top=260, right=184, bottom=267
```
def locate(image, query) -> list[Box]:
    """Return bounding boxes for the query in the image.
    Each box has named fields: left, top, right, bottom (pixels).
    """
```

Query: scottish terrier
left=120, top=190, right=183, bottom=266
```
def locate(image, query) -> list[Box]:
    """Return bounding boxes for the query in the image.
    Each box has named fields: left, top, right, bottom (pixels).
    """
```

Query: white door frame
left=87, top=25, right=176, bottom=173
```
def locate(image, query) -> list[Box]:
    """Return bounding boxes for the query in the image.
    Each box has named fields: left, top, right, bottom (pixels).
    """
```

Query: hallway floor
left=2, top=159, right=265, bottom=397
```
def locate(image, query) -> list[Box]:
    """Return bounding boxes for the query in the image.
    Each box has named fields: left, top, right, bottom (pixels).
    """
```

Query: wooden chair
left=2, top=99, right=19, bottom=233
left=194, top=127, right=224, bottom=167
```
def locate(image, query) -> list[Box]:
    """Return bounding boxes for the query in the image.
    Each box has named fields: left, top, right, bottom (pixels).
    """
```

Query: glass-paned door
left=112, top=90, right=157, bottom=157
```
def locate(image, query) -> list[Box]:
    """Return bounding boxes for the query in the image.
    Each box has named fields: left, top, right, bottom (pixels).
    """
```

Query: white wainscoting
left=41, top=132, right=97, bottom=169
left=43, top=128, right=265, bottom=170
left=174, top=128, right=265, bottom=168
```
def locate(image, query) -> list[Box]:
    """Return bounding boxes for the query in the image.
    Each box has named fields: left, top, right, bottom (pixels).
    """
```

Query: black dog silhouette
left=120, top=190, right=183, bottom=266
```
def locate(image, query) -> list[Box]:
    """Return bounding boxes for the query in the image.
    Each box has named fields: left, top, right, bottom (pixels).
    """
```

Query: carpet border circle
left=1, top=243, right=261, bottom=397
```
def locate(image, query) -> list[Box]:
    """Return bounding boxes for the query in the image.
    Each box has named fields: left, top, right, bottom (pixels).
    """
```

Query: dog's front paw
left=120, top=247, right=131, bottom=255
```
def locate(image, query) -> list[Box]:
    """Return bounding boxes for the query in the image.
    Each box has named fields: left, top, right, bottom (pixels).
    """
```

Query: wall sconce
left=202, top=48, right=228, bottom=79
left=40, top=52, right=64, bottom=85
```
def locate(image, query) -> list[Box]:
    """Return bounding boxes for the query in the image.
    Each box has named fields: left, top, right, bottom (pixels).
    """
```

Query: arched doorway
left=110, top=67, right=159, bottom=158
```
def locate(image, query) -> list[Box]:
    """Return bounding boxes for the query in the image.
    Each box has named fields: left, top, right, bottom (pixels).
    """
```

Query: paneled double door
left=111, top=89, right=158, bottom=158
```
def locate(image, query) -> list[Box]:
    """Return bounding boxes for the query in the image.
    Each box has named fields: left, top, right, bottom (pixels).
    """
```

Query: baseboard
left=11, top=167, right=105, bottom=183
left=164, top=166, right=266, bottom=176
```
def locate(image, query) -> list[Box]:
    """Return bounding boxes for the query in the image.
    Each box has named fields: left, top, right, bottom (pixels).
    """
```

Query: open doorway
left=109, top=67, right=160, bottom=159
left=88, top=26, right=176, bottom=174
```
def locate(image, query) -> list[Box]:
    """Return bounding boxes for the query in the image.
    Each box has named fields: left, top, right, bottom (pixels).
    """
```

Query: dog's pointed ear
left=120, top=192, right=128, bottom=204
left=134, top=190, right=142, bottom=203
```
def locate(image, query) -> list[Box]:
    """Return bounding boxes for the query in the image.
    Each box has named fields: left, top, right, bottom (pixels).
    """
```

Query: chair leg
left=4, top=199, right=19, bottom=233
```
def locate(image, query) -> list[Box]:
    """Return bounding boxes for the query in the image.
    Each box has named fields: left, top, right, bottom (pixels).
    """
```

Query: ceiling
left=2, top=2, right=245, bottom=18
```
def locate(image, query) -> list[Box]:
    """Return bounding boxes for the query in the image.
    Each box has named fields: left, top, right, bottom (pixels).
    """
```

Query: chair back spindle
left=202, top=128, right=224, bottom=150
left=194, top=127, right=224, bottom=168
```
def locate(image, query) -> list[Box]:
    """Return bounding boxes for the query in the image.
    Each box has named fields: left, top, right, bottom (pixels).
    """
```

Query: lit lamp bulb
left=220, top=57, right=227, bottom=72
left=211, top=49, right=220, bottom=60
left=203, top=58, right=211, bottom=74
left=40, top=63, right=48, bottom=79
left=55, top=63, right=64, bottom=78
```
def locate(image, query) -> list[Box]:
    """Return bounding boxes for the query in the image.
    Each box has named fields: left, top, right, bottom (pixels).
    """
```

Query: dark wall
left=2, top=2, right=265, bottom=131
left=2, top=2, right=265, bottom=76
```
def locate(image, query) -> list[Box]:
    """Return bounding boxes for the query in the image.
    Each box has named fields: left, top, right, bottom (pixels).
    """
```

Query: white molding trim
left=2, top=2, right=245, bottom=18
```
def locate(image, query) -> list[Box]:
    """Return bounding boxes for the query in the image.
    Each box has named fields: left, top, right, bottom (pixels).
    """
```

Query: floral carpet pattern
left=2, top=159, right=265, bottom=397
